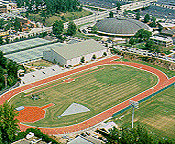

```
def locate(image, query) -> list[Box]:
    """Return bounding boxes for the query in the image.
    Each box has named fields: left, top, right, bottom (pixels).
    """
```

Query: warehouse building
left=43, top=39, right=108, bottom=67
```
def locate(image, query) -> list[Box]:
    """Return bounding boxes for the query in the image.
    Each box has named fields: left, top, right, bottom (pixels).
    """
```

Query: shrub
left=103, top=52, right=107, bottom=56
left=25, top=128, right=59, bottom=144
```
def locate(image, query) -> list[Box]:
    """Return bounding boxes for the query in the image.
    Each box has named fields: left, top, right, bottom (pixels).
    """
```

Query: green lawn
left=74, top=31, right=101, bottom=40
left=134, top=43, right=145, bottom=49
left=84, top=6, right=105, bottom=12
left=10, top=65, right=158, bottom=127
left=110, top=86, right=175, bottom=141
left=28, top=10, right=93, bottom=27
left=26, top=60, right=54, bottom=67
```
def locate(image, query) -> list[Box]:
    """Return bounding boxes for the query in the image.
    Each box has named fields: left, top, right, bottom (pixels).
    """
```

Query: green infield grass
left=9, top=65, right=158, bottom=127
left=110, top=86, right=175, bottom=141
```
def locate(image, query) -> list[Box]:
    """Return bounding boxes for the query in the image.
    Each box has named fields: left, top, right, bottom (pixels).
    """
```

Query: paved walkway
left=0, top=56, right=174, bottom=135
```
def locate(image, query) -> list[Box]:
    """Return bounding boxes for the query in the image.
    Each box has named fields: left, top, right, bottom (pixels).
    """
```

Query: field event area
left=9, top=65, right=158, bottom=127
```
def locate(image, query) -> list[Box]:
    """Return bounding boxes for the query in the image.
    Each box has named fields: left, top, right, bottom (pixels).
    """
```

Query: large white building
left=43, top=39, right=108, bottom=67
left=150, top=36, right=173, bottom=47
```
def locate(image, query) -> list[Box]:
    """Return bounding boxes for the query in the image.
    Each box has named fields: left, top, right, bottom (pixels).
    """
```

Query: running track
left=0, top=56, right=174, bottom=135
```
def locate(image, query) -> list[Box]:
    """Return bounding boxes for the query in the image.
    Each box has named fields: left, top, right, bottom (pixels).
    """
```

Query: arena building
left=94, top=17, right=152, bottom=37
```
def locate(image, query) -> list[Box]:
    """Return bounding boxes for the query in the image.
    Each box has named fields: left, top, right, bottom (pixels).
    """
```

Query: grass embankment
left=133, top=43, right=174, bottom=55
left=115, top=58, right=175, bottom=78
left=26, top=60, right=54, bottom=67
left=28, top=10, right=93, bottom=27
left=110, top=86, right=175, bottom=141
left=9, top=65, right=158, bottom=127
left=84, top=6, right=105, bottom=11
left=74, top=31, right=101, bottom=40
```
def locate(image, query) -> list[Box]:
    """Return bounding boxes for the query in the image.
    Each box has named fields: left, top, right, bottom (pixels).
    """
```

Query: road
left=10, top=0, right=157, bottom=39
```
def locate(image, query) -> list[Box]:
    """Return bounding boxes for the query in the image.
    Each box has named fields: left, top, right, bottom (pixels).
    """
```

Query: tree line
left=129, top=29, right=162, bottom=54
left=52, top=20, right=77, bottom=41
left=96, top=125, right=173, bottom=144
left=0, top=101, right=60, bottom=144
left=0, top=18, right=22, bottom=33
left=0, top=51, right=20, bottom=90
left=16, top=0, right=81, bottom=15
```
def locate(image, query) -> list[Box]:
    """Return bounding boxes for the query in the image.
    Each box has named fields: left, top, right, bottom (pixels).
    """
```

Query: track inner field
left=9, top=65, right=158, bottom=127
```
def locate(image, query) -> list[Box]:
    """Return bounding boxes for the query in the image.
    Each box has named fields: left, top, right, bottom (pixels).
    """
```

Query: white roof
left=21, top=65, right=64, bottom=85
left=100, top=121, right=118, bottom=131
left=68, top=136, right=93, bottom=144
left=159, top=22, right=175, bottom=28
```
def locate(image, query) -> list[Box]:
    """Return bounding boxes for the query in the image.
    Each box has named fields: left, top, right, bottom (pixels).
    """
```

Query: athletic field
left=9, top=65, right=158, bottom=127
left=111, top=86, right=175, bottom=141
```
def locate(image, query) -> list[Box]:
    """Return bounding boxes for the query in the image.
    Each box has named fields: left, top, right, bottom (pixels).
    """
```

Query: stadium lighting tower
left=130, top=100, right=139, bottom=129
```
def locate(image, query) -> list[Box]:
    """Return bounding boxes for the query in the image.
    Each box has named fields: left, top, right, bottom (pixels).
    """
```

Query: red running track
left=0, top=56, right=174, bottom=135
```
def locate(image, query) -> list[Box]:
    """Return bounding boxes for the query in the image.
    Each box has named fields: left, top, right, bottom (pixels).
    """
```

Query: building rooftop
left=150, top=36, right=173, bottom=42
left=4, top=42, right=61, bottom=63
left=0, top=38, right=50, bottom=55
left=161, top=29, right=175, bottom=36
left=159, top=22, right=175, bottom=28
left=68, top=136, right=93, bottom=144
left=51, top=39, right=106, bottom=60
left=95, top=17, right=151, bottom=36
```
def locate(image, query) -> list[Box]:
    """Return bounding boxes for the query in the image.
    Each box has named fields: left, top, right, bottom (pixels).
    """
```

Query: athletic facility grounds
left=9, top=65, right=158, bottom=127
left=1, top=56, right=175, bottom=134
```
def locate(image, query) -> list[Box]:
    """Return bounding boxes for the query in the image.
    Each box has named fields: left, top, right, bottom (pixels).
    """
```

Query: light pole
left=130, top=100, right=139, bottom=129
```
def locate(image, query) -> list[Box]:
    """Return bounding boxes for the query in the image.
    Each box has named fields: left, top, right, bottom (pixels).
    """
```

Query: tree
left=13, top=18, right=22, bottom=32
left=134, top=29, right=152, bottom=42
left=5, top=37, right=10, bottom=44
left=0, top=67, right=5, bottom=90
left=7, top=60, right=18, bottom=79
left=145, top=40, right=156, bottom=52
left=0, top=51, right=7, bottom=69
left=67, top=21, right=77, bottom=36
left=116, top=2, right=121, bottom=10
left=0, top=19, right=5, bottom=29
left=144, top=14, right=150, bottom=23
left=103, top=52, right=107, bottom=56
left=91, top=26, right=98, bottom=34
left=4, top=20, right=12, bottom=31
left=15, top=0, right=80, bottom=16
left=149, top=16, right=157, bottom=28
left=109, top=11, right=114, bottom=18
left=92, top=54, right=96, bottom=59
left=80, top=56, right=85, bottom=63
left=136, top=12, right=140, bottom=20
left=0, top=101, right=19, bottom=143
left=129, top=37, right=136, bottom=46
left=96, top=125, right=154, bottom=144
left=0, top=36, right=3, bottom=45
left=145, top=40, right=161, bottom=54
left=52, top=20, right=64, bottom=35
